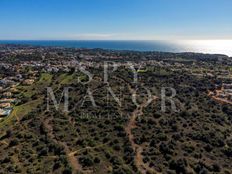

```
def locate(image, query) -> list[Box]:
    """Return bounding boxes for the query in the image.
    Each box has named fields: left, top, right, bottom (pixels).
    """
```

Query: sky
left=0, top=0, right=232, bottom=40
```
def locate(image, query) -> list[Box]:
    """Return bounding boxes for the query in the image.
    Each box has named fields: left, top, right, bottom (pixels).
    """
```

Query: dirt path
left=113, top=75, right=159, bottom=173
left=68, top=142, right=109, bottom=157
left=0, top=140, right=8, bottom=146
left=212, top=96, right=232, bottom=105
left=43, top=117, right=82, bottom=173
left=63, top=142, right=82, bottom=172
left=124, top=83, right=159, bottom=174
left=208, top=90, right=232, bottom=105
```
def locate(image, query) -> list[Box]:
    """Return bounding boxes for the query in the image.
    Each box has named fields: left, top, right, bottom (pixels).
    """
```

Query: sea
left=0, top=40, right=231, bottom=56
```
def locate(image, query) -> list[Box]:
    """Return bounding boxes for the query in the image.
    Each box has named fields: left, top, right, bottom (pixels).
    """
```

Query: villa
left=0, top=102, right=11, bottom=108
left=0, top=98, right=17, bottom=103
left=0, top=108, right=12, bottom=117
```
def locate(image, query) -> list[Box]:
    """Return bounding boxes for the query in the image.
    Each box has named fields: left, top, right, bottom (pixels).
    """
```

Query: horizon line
left=1, top=39, right=232, bottom=41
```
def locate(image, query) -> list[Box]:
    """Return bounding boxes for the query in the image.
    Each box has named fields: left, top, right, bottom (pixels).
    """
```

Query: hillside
left=0, top=46, right=232, bottom=174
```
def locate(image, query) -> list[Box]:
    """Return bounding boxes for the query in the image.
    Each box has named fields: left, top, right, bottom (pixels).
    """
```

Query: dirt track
left=125, top=84, right=159, bottom=174
left=43, top=117, right=82, bottom=173
left=208, top=90, right=232, bottom=105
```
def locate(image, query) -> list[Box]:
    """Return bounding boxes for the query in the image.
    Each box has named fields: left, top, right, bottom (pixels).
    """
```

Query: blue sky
left=0, top=0, right=231, bottom=40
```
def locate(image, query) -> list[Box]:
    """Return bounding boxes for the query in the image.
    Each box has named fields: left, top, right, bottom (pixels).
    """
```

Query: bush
left=79, top=156, right=94, bottom=167
left=211, top=164, right=221, bottom=172
left=169, top=158, right=188, bottom=173
left=62, top=167, right=72, bottom=174
left=159, top=143, right=173, bottom=155
left=113, top=145, right=121, bottom=151
left=94, top=157, right=100, bottom=164
left=223, top=147, right=232, bottom=157
left=53, top=162, right=61, bottom=171
left=9, top=139, right=19, bottom=147
left=110, top=156, right=121, bottom=165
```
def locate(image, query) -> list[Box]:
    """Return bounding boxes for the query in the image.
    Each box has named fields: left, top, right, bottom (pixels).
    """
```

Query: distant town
left=1, top=45, right=231, bottom=119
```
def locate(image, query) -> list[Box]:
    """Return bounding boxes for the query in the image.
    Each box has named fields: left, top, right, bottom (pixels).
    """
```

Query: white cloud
left=68, top=33, right=116, bottom=40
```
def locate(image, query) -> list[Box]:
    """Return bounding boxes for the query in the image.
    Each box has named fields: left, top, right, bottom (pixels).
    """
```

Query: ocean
left=0, top=40, right=231, bottom=56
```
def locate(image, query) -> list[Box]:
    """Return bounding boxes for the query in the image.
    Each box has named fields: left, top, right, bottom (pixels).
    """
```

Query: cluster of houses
left=0, top=81, right=32, bottom=119
left=210, top=83, right=232, bottom=105
left=0, top=82, right=16, bottom=119
left=0, top=72, right=37, bottom=119
left=217, top=83, right=232, bottom=101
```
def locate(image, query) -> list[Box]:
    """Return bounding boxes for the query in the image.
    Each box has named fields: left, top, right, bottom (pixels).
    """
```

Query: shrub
left=62, top=167, right=72, bottom=174
left=223, top=147, right=232, bottom=157
left=9, top=139, right=19, bottom=147
left=94, top=157, right=100, bottom=164
left=79, top=156, right=94, bottom=167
